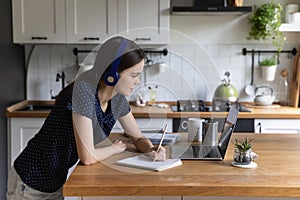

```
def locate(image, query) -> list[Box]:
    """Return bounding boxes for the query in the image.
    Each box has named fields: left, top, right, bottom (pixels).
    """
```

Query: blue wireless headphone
left=104, top=38, right=130, bottom=86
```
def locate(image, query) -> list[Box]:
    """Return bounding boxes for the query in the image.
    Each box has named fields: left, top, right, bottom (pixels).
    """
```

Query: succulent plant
left=234, top=137, right=254, bottom=152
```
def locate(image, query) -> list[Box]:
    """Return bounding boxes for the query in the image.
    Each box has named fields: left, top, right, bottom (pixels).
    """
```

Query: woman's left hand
left=147, top=146, right=166, bottom=161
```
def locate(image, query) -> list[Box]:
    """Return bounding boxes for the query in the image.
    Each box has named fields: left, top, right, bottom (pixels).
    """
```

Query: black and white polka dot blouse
left=14, top=81, right=130, bottom=193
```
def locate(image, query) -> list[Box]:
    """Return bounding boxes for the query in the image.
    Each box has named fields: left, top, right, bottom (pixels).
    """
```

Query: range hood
left=172, top=0, right=252, bottom=15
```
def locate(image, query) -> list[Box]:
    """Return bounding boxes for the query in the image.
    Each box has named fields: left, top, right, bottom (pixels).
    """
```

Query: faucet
left=56, top=71, right=65, bottom=90
left=50, top=89, right=56, bottom=100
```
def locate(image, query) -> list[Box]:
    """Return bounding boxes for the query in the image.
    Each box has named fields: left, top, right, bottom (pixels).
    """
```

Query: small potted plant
left=247, top=1, right=285, bottom=52
left=246, top=1, right=286, bottom=82
left=233, top=137, right=255, bottom=164
left=260, top=54, right=278, bottom=81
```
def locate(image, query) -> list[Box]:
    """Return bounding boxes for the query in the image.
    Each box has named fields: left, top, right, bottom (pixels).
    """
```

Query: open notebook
left=117, top=155, right=182, bottom=171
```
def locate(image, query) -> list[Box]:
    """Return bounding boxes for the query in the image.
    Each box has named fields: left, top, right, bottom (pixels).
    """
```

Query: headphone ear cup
left=104, top=71, right=119, bottom=86
left=103, top=38, right=129, bottom=86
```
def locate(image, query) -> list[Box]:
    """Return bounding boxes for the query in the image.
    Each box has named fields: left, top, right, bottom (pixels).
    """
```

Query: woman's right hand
left=112, top=139, right=127, bottom=153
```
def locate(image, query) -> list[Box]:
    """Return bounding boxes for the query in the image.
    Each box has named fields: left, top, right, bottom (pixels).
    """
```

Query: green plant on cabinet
left=247, top=0, right=286, bottom=52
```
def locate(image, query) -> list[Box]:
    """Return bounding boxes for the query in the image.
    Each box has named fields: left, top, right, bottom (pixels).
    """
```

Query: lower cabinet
left=7, top=117, right=46, bottom=167
left=7, top=117, right=79, bottom=200
left=254, top=119, right=300, bottom=134
left=7, top=116, right=171, bottom=200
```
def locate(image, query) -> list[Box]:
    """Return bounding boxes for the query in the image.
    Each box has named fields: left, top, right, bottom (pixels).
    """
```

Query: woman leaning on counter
left=6, top=36, right=166, bottom=199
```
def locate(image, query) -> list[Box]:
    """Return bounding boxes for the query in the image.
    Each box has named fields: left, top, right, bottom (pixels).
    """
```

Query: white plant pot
left=261, top=65, right=277, bottom=81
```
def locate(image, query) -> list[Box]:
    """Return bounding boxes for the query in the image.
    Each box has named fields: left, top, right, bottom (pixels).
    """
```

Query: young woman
left=6, top=36, right=166, bottom=199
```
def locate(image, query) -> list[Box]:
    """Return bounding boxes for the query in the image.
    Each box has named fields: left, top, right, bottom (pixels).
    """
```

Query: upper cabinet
left=66, top=0, right=118, bottom=43
left=117, top=0, right=170, bottom=45
left=12, top=0, right=66, bottom=43
left=12, top=0, right=170, bottom=44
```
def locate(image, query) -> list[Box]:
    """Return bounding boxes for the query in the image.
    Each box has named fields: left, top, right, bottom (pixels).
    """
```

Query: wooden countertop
left=6, top=100, right=55, bottom=117
left=63, top=133, right=300, bottom=197
left=131, top=104, right=300, bottom=119
left=6, top=100, right=300, bottom=119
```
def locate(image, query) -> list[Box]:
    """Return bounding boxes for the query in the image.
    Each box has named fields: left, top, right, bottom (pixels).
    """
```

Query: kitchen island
left=63, top=133, right=300, bottom=198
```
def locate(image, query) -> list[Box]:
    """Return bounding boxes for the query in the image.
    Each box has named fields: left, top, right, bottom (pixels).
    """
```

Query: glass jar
left=233, top=149, right=252, bottom=164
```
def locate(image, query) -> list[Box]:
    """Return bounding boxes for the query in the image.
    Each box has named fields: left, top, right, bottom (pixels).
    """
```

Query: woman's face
left=115, top=59, right=144, bottom=96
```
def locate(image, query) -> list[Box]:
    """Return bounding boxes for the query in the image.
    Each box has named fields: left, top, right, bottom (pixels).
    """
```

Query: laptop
left=171, top=106, right=239, bottom=160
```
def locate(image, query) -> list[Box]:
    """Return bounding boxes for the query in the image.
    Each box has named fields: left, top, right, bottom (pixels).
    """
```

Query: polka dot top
left=14, top=81, right=130, bottom=193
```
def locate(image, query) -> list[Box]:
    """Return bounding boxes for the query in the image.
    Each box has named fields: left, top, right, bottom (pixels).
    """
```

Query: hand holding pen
left=153, top=124, right=168, bottom=161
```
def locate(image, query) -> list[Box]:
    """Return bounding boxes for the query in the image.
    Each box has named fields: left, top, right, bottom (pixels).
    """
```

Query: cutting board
left=290, top=55, right=300, bottom=107
left=289, top=45, right=300, bottom=107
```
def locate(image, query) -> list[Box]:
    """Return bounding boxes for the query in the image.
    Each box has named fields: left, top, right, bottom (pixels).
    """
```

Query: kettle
left=213, top=71, right=239, bottom=102
left=254, top=86, right=275, bottom=106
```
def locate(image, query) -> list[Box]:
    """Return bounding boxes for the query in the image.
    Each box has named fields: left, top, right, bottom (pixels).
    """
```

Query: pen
left=156, top=124, right=168, bottom=153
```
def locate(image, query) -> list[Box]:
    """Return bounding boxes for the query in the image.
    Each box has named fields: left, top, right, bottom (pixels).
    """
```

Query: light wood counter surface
left=63, top=133, right=300, bottom=197
left=6, top=100, right=300, bottom=119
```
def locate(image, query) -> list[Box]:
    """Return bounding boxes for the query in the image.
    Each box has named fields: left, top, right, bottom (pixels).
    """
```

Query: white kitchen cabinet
left=254, top=119, right=300, bottom=134
left=12, top=0, right=66, bottom=43
left=117, top=0, right=170, bottom=45
left=7, top=117, right=79, bottom=200
left=12, top=0, right=170, bottom=44
left=66, top=0, right=118, bottom=44
left=7, top=117, right=46, bottom=167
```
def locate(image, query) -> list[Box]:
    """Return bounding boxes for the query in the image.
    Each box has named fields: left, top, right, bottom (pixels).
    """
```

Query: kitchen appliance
left=254, top=86, right=275, bottom=106
left=174, top=100, right=207, bottom=112
left=172, top=0, right=252, bottom=14
left=212, top=71, right=239, bottom=112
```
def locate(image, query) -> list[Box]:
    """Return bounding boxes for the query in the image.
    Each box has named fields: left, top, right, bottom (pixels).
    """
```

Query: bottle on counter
left=278, top=69, right=289, bottom=106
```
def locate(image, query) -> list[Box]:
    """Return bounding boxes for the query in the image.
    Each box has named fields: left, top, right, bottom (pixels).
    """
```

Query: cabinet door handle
left=31, top=36, right=47, bottom=40
left=83, top=37, right=99, bottom=41
left=257, top=122, right=262, bottom=133
left=135, top=37, right=151, bottom=41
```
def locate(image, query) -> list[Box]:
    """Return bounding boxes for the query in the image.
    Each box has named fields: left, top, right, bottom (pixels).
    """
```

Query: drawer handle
left=257, top=122, right=262, bottom=133
left=83, top=37, right=100, bottom=41
left=31, top=36, right=47, bottom=40
left=136, top=37, right=151, bottom=41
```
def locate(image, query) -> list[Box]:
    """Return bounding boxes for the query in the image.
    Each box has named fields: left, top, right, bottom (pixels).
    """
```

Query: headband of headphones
left=104, top=38, right=130, bottom=86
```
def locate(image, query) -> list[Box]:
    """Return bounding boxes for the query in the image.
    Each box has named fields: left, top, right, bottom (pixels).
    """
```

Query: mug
left=202, top=121, right=219, bottom=145
left=187, top=118, right=204, bottom=142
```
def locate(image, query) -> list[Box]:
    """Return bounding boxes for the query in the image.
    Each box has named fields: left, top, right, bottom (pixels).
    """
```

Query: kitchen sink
left=17, top=104, right=54, bottom=111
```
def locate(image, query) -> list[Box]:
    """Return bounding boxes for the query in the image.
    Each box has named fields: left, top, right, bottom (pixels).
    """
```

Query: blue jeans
left=6, top=167, right=64, bottom=200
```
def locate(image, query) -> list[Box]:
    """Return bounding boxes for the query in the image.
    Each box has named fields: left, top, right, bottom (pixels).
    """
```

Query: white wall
left=26, top=0, right=300, bottom=103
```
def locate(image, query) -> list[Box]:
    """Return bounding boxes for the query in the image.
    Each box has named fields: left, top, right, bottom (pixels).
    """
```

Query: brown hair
left=55, top=36, right=144, bottom=102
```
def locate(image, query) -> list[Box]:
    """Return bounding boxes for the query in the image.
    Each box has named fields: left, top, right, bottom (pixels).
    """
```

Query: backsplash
left=26, top=42, right=297, bottom=103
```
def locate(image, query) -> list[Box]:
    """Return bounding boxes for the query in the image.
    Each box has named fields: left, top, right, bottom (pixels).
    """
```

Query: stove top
left=171, top=100, right=251, bottom=112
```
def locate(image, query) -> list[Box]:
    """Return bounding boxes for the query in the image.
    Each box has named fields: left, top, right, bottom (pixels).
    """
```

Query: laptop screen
left=218, top=106, right=239, bottom=157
